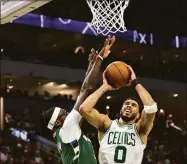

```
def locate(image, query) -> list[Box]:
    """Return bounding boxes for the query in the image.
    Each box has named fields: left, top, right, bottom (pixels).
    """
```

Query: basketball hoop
left=86, top=0, right=130, bottom=36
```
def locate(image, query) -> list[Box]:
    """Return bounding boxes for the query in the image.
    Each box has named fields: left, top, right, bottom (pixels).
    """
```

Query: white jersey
left=59, top=109, right=82, bottom=143
left=99, top=120, right=145, bottom=164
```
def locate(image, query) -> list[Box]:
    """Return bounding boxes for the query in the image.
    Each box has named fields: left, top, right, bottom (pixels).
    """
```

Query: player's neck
left=118, top=118, right=135, bottom=125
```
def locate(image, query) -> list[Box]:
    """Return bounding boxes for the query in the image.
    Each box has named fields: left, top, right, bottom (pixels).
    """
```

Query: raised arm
left=73, top=51, right=102, bottom=111
left=79, top=72, right=116, bottom=129
left=73, top=36, right=116, bottom=112
left=57, top=40, right=115, bottom=143
left=127, top=66, right=158, bottom=138
left=135, top=84, right=157, bottom=135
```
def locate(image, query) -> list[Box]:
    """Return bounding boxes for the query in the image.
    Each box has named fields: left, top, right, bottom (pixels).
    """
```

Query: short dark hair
left=123, top=97, right=143, bottom=111
left=42, top=107, right=56, bottom=128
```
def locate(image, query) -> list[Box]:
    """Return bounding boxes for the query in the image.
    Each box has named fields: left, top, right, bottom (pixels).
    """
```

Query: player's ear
left=55, top=120, right=62, bottom=126
left=136, top=113, right=140, bottom=120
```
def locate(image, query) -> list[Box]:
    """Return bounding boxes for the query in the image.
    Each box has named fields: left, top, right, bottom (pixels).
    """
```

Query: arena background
left=0, top=0, right=187, bottom=163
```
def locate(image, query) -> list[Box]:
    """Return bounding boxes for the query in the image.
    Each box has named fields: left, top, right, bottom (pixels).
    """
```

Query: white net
left=87, top=0, right=130, bottom=36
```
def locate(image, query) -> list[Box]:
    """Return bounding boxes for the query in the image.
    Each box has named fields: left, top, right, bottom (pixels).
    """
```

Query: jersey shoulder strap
left=99, top=119, right=116, bottom=141
left=133, top=124, right=145, bottom=146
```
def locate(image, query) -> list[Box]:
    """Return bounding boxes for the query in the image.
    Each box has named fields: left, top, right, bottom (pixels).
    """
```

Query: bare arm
left=73, top=56, right=103, bottom=111
left=78, top=36, right=116, bottom=129
left=127, top=66, right=157, bottom=136
left=74, top=36, right=116, bottom=111
left=79, top=71, right=117, bottom=129
left=84, top=49, right=97, bottom=78
left=79, top=84, right=110, bottom=128
left=135, top=84, right=157, bottom=136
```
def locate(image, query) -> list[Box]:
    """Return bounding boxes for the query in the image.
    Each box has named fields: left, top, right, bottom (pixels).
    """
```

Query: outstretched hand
left=99, top=35, right=116, bottom=59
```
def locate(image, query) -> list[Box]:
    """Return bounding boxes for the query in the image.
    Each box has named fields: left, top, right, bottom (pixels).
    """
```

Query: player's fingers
left=107, top=36, right=115, bottom=47
left=126, top=80, right=132, bottom=86
left=109, top=37, right=116, bottom=47
left=126, top=64, right=133, bottom=71
left=102, top=71, right=106, bottom=78
left=108, top=35, right=114, bottom=41
left=111, top=36, right=116, bottom=42
left=104, top=39, right=107, bottom=46
left=108, top=35, right=111, bottom=40
left=93, top=51, right=98, bottom=60
left=91, top=48, right=95, bottom=53
left=106, top=38, right=109, bottom=45
left=107, top=50, right=111, bottom=55
left=89, top=48, right=96, bottom=61
left=109, top=86, right=119, bottom=91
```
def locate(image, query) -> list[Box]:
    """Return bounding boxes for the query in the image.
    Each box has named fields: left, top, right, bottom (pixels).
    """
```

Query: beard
left=120, top=111, right=137, bottom=122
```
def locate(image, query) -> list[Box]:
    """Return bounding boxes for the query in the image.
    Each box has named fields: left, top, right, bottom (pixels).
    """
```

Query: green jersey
left=55, top=109, right=97, bottom=164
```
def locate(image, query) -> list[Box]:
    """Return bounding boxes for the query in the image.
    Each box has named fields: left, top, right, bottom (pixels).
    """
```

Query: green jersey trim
left=134, top=124, right=144, bottom=145
left=55, top=127, right=62, bottom=142
left=99, top=122, right=112, bottom=141
left=116, top=119, right=134, bottom=127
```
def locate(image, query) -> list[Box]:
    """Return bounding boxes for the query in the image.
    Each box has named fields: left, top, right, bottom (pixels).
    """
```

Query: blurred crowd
left=1, top=45, right=186, bottom=83
left=0, top=133, right=58, bottom=164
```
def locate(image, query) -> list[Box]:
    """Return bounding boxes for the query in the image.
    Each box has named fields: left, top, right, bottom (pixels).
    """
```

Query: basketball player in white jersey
left=79, top=66, right=158, bottom=164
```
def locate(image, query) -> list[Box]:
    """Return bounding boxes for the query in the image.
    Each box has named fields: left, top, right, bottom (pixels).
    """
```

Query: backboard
left=1, top=0, right=52, bottom=24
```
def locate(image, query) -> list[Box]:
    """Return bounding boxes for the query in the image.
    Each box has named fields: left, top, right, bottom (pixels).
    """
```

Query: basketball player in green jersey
left=43, top=36, right=116, bottom=164
left=79, top=66, right=158, bottom=164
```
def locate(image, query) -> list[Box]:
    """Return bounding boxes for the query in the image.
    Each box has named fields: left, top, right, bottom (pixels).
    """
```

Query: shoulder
left=58, top=109, right=82, bottom=143
left=99, top=114, right=112, bottom=132
left=68, top=109, right=82, bottom=119
left=100, top=114, right=109, bottom=120
left=98, top=118, right=115, bottom=140
left=101, top=114, right=111, bottom=125
left=58, top=125, right=82, bottom=143
left=62, top=109, right=82, bottom=128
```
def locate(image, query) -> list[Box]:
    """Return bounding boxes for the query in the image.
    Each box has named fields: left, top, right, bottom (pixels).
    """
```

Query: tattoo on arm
left=139, top=111, right=155, bottom=135
left=73, top=36, right=116, bottom=111
left=73, top=57, right=103, bottom=111
left=85, top=60, right=94, bottom=78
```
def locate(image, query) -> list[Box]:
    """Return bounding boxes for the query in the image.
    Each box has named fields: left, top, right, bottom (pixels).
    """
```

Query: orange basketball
left=105, top=61, right=131, bottom=88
